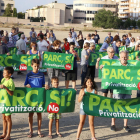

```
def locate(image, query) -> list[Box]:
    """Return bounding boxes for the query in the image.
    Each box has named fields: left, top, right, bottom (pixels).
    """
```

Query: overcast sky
left=15, top=0, right=73, bottom=12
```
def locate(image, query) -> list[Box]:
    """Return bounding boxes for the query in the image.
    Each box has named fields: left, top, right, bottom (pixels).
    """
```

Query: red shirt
left=64, top=42, right=70, bottom=51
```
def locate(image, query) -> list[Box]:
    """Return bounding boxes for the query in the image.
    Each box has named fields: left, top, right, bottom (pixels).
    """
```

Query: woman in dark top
left=47, top=40, right=62, bottom=87
left=65, top=42, right=80, bottom=90
left=78, top=34, right=84, bottom=49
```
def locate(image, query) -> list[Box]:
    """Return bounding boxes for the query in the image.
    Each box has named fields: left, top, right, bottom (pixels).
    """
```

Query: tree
left=124, top=18, right=131, bottom=29
left=137, top=20, right=140, bottom=29
left=13, top=8, right=17, bottom=17
left=17, top=12, right=25, bottom=19
left=131, top=19, right=136, bottom=28
left=3, top=4, right=13, bottom=17
left=92, top=9, right=120, bottom=29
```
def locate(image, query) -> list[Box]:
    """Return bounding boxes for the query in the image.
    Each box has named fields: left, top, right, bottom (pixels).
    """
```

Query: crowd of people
left=0, top=27, right=140, bottom=140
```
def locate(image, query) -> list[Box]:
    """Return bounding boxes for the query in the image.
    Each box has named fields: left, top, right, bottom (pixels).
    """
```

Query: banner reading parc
left=43, top=52, right=74, bottom=70
left=83, top=93, right=140, bottom=119
left=101, top=66, right=140, bottom=90
left=0, top=88, right=76, bottom=113
left=98, top=59, right=138, bottom=78
left=0, top=54, right=39, bottom=71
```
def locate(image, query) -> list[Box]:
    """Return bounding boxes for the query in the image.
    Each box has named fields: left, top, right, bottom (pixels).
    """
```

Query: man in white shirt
left=16, top=34, right=26, bottom=55
left=71, top=28, right=77, bottom=39
left=67, top=32, right=79, bottom=47
left=84, top=34, right=95, bottom=46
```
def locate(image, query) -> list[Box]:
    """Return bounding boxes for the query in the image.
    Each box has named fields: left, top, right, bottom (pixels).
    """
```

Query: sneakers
left=111, top=125, right=116, bottom=131
left=123, top=126, right=131, bottom=132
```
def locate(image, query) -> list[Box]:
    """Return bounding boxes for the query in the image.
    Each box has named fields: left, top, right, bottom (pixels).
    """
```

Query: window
left=1, top=10, right=5, bottom=12
left=1, top=3, right=4, bottom=6
left=68, top=19, right=71, bottom=22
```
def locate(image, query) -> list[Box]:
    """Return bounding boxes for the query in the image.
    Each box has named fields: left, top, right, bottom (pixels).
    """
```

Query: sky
left=15, top=0, right=73, bottom=12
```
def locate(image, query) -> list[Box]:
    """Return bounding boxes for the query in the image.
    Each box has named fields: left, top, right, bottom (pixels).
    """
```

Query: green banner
left=0, top=88, right=76, bottom=113
left=89, top=53, right=99, bottom=66
left=43, top=52, right=74, bottom=70
left=74, top=48, right=81, bottom=58
left=0, top=54, right=39, bottom=71
left=101, top=66, right=140, bottom=90
left=98, top=59, right=138, bottom=78
left=119, top=46, right=135, bottom=53
left=83, top=93, right=140, bottom=119
left=8, top=47, right=18, bottom=55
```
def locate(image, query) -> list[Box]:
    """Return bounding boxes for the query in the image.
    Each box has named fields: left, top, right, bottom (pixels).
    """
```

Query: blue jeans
left=137, top=90, right=140, bottom=97
left=0, top=71, right=3, bottom=82
left=81, top=65, right=87, bottom=86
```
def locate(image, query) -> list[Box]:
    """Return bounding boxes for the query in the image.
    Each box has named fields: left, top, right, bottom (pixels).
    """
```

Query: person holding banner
left=99, top=38, right=111, bottom=52
left=47, top=40, right=62, bottom=87
left=110, top=50, right=133, bottom=132
left=96, top=46, right=118, bottom=98
left=83, top=34, right=95, bottom=47
left=65, top=42, right=80, bottom=90
left=0, top=67, right=15, bottom=140
left=76, top=77, right=97, bottom=140
left=86, top=43, right=96, bottom=80
left=24, top=59, right=48, bottom=138
left=81, top=43, right=90, bottom=86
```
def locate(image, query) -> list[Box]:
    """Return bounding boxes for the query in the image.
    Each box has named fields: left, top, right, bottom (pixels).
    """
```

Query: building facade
left=73, top=0, right=117, bottom=23
left=118, top=0, right=140, bottom=21
left=0, top=0, right=15, bottom=16
left=25, top=2, right=73, bottom=25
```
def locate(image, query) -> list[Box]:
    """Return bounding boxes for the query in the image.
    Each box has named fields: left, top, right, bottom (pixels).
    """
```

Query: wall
left=65, top=9, right=73, bottom=23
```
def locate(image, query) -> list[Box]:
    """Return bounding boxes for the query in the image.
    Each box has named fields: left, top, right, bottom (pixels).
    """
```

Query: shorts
left=113, top=94, right=131, bottom=99
left=48, top=113, right=61, bottom=119
left=102, top=89, right=113, bottom=94
left=4, top=113, right=12, bottom=116
left=65, top=68, right=77, bottom=81
left=80, top=109, right=86, bottom=115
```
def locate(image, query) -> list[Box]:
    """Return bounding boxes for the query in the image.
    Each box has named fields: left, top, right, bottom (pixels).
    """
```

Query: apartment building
left=0, top=0, right=15, bottom=16
left=73, top=0, right=117, bottom=23
left=118, top=0, right=140, bottom=21
left=25, top=2, right=73, bottom=25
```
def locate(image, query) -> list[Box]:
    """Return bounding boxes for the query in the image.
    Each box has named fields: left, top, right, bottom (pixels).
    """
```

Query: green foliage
left=124, top=18, right=131, bottom=28
left=13, top=8, right=17, bottom=17
left=3, top=4, right=13, bottom=17
left=131, top=19, right=136, bottom=28
left=92, top=9, right=121, bottom=29
left=17, top=12, right=25, bottom=19
left=137, top=20, right=140, bottom=29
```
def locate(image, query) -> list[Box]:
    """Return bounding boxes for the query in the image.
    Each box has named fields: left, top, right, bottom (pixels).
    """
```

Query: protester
left=27, top=42, right=41, bottom=61
left=77, top=30, right=82, bottom=41
left=81, top=42, right=90, bottom=86
left=65, top=42, right=80, bottom=90
left=50, top=30, right=56, bottom=43
left=37, top=30, right=44, bottom=37
left=47, top=40, right=62, bottom=87
left=67, top=32, right=79, bottom=47
left=0, top=67, right=15, bottom=140
left=37, top=34, right=49, bottom=67
left=129, top=37, right=135, bottom=47
left=112, top=35, right=119, bottom=44
left=78, top=34, right=84, bottom=49
left=135, top=36, right=140, bottom=51
left=87, top=43, right=96, bottom=80
left=104, top=32, right=113, bottom=43
left=110, top=50, right=133, bottom=132
left=125, top=34, right=130, bottom=46
left=128, top=33, right=132, bottom=41
left=29, top=27, right=37, bottom=37
left=94, top=30, right=100, bottom=44
left=24, top=58, right=48, bottom=138
left=47, top=32, right=53, bottom=45
left=44, top=29, right=49, bottom=37
left=76, top=77, right=97, bottom=140
left=91, top=34, right=95, bottom=42
left=96, top=47, right=118, bottom=98
left=112, top=40, right=121, bottom=54
left=71, top=28, right=77, bottom=39
left=16, top=34, right=26, bottom=55
left=99, top=38, right=111, bottom=52
left=47, top=76, right=63, bottom=139
left=62, top=38, right=70, bottom=52
left=121, top=40, right=126, bottom=47
left=30, top=32, right=37, bottom=43
left=84, top=34, right=95, bottom=46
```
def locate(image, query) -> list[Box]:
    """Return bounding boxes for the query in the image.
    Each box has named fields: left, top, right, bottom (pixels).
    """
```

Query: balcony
left=119, top=15, right=129, bottom=18
left=121, top=0, right=129, bottom=1
left=119, top=11, right=129, bottom=14
left=120, top=3, right=129, bottom=5
left=120, top=7, right=129, bottom=10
